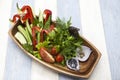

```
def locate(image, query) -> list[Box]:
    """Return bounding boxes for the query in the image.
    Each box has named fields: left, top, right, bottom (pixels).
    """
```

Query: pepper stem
left=16, top=3, right=22, bottom=14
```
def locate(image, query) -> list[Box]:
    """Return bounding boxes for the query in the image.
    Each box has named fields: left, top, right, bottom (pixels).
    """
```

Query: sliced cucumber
left=15, top=32, right=27, bottom=44
left=26, top=20, right=32, bottom=35
left=37, top=32, right=40, bottom=43
left=25, top=27, right=32, bottom=45
left=17, top=25, right=32, bottom=45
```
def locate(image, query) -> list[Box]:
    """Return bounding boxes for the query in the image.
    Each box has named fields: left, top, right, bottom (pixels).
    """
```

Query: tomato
left=39, top=47, right=55, bottom=63
left=51, top=47, right=58, bottom=55
left=55, top=54, right=64, bottom=63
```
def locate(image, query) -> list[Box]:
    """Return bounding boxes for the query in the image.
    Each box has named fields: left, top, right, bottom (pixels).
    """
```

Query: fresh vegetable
left=11, top=5, right=89, bottom=71
left=15, top=32, right=27, bottom=44
left=43, top=9, right=52, bottom=24
left=17, top=25, right=32, bottom=44
left=9, top=14, right=20, bottom=23
left=19, top=5, right=34, bottom=23
left=10, top=4, right=34, bottom=24
left=55, top=54, right=64, bottom=63
left=39, top=47, right=55, bottom=63
left=32, top=26, right=41, bottom=50
left=51, top=45, right=60, bottom=55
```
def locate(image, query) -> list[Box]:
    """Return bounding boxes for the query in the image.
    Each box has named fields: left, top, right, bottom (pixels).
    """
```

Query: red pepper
left=32, top=26, right=41, bottom=50
left=43, top=9, right=52, bottom=24
left=21, top=5, right=34, bottom=23
left=40, top=29, right=49, bottom=42
left=32, top=26, right=49, bottom=50
left=10, top=14, right=20, bottom=23
left=21, top=13, right=30, bottom=23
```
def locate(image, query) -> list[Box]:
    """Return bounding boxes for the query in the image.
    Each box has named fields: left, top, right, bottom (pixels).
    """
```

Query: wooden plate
left=8, top=20, right=101, bottom=78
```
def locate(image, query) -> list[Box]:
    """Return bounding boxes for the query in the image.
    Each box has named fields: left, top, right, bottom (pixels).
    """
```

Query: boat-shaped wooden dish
left=8, top=20, right=101, bottom=78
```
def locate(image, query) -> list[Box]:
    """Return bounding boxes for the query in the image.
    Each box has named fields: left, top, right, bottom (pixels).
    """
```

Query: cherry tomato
left=39, top=47, right=55, bottom=63
left=55, top=54, right=64, bottom=63
left=51, top=47, right=58, bottom=55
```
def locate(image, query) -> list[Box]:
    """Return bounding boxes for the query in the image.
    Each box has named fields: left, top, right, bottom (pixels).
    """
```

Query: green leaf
left=66, top=17, right=72, bottom=27
left=36, top=41, right=50, bottom=50
left=48, top=30, right=56, bottom=39
left=22, top=44, right=41, bottom=60
left=22, top=44, right=33, bottom=53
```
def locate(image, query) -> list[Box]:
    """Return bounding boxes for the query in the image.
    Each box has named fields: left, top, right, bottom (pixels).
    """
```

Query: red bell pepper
left=10, top=5, right=34, bottom=24
left=10, top=14, right=20, bottom=23
left=43, top=9, right=52, bottom=24
left=32, top=26, right=49, bottom=50
left=40, top=29, right=49, bottom=42
left=21, top=5, right=34, bottom=23
left=32, top=26, right=41, bottom=50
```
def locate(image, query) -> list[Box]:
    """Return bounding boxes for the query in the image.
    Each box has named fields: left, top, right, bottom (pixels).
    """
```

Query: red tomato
left=39, top=47, right=55, bottom=63
left=55, top=54, right=64, bottom=63
left=51, top=47, right=58, bottom=55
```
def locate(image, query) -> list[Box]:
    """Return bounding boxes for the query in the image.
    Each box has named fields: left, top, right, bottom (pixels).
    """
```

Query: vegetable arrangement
left=10, top=4, right=92, bottom=71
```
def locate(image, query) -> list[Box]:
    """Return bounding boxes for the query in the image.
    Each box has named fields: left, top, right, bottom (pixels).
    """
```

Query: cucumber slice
left=17, top=25, right=32, bottom=45
left=25, top=27, right=32, bottom=44
left=26, top=20, right=32, bottom=35
left=15, top=32, right=27, bottom=44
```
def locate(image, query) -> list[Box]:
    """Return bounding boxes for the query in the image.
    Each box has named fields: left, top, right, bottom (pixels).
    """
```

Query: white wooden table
left=1, top=0, right=119, bottom=80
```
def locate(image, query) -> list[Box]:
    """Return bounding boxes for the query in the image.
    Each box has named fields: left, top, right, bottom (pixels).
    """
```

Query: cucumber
left=17, top=25, right=32, bottom=45
left=18, top=25, right=28, bottom=40
left=15, top=32, right=27, bottom=44
left=37, top=32, right=40, bottom=43
left=26, top=20, right=32, bottom=35
left=25, top=27, right=32, bottom=44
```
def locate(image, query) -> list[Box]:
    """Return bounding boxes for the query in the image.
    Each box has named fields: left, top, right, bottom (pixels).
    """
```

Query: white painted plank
left=79, top=0, right=111, bottom=80
left=31, top=0, right=58, bottom=80
left=0, top=0, right=13, bottom=80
